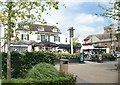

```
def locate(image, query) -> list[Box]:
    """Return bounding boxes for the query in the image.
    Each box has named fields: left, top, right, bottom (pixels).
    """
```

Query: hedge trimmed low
left=54, top=53, right=80, bottom=59
left=2, top=77, right=76, bottom=85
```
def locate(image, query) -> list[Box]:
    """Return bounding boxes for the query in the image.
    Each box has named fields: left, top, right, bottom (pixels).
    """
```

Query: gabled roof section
left=94, top=33, right=110, bottom=40
left=84, top=35, right=91, bottom=41
left=17, top=24, right=61, bottom=33
left=84, top=33, right=111, bottom=42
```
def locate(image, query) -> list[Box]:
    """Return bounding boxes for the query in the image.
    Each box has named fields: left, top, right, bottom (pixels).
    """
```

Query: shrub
left=27, top=63, right=60, bottom=80
left=102, top=53, right=112, bottom=59
left=2, top=51, right=56, bottom=78
left=54, top=53, right=80, bottom=59
left=2, top=76, right=76, bottom=85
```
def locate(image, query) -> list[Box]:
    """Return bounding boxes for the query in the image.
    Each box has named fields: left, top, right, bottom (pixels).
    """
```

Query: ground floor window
left=10, top=46, right=28, bottom=52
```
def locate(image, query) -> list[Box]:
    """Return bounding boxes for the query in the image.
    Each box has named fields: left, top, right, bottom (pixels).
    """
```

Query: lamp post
left=0, top=25, right=2, bottom=84
left=116, top=27, right=120, bottom=51
left=110, top=32, right=112, bottom=52
left=68, top=27, right=75, bottom=54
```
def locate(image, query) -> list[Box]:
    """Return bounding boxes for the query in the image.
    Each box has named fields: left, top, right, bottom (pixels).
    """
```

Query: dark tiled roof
left=95, top=34, right=110, bottom=40
left=84, top=33, right=111, bottom=42
left=17, top=24, right=61, bottom=33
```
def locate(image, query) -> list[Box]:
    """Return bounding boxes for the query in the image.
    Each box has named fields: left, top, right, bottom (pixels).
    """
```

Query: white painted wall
left=0, top=26, right=6, bottom=52
left=18, top=30, right=70, bottom=45
left=1, top=28, right=70, bottom=52
left=57, top=34, right=70, bottom=44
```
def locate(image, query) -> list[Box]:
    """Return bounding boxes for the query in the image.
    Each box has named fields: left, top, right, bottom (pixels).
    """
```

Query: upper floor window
left=37, top=35, right=41, bottom=40
left=58, top=37, right=60, bottom=42
left=53, top=28, right=57, bottom=32
left=52, top=26, right=57, bottom=32
left=41, top=35, right=45, bottom=41
left=65, top=38, right=67, bottom=43
left=38, top=26, right=44, bottom=31
left=24, top=26, right=29, bottom=29
left=21, top=34, right=29, bottom=40
left=54, top=36, right=58, bottom=42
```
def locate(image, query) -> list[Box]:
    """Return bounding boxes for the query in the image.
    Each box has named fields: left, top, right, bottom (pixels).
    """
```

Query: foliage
left=97, top=0, right=120, bottom=21
left=0, top=0, right=60, bottom=79
left=115, top=33, right=120, bottom=40
left=2, top=51, right=79, bottom=78
left=2, top=51, right=56, bottom=78
left=54, top=53, right=80, bottom=59
left=27, top=63, right=60, bottom=80
left=102, top=53, right=112, bottom=59
left=97, top=0, right=120, bottom=51
left=73, top=42, right=81, bottom=46
left=2, top=76, right=76, bottom=85
left=2, top=63, right=76, bottom=85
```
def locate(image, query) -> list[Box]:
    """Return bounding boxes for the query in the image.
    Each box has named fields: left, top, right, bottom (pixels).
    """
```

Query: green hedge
left=2, top=51, right=56, bottom=78
left=102, top=53, right=112, bottom=59
left=2, top=76, right=76, bottom=85
left=2, top=51, right=79, bottom=78
left=54, top=53, right=80, bottom=59
left=91, top=53, right=115, bottom=61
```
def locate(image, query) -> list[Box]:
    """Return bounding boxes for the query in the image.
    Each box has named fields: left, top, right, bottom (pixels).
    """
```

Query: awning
left=34, top=41, right=58, bottom=47
left=58, top=44, right=81, bottom=49
left=12, top=40, right=31, bottom=45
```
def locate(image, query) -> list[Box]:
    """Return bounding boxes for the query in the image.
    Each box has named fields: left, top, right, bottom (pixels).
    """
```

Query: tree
left=97, top=0, right=120, bottom=51
left=0, top=0, right=60, bottom=79
left=97, top=0, right=119, bottom=21
left=73, top=42, right=81, bottom=47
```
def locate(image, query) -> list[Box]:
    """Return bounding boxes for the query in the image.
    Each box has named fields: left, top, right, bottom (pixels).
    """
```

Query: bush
left=2, top=51, right=78, bottom=78
left=54, top=53, right=79, bottom=59
left=27, top=63, right=60, bottom=79
left=2, top=51, right=56, bottom=78
left=2, top=76, right=76, bottom=85
left=102, top=53, right=112, bottom=60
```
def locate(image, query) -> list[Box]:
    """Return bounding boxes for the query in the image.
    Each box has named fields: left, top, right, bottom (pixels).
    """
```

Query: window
left=41, top=35, right=45, bottom=41
left=54, top=36, right=58, bottom=42
left=10, top=46, right=28, bottom=52
left=38, top=26, right=44, bottom=31
left=48, top=35, right=50, bottom=41
left=21, top=34, right=29, bottom=40
left=58, top=37, right=60, bottom=42
left=24, top=26, right=29, bottom=29
left=37, top=35, right=41, bottom=40
left=65, top=38, right=67, bottom=43
left=53, top=28, right=57, bottom=32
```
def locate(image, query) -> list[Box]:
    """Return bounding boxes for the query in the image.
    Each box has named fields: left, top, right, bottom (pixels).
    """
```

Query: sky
left=40, top=0, right=115, bottom=42
left=0, top=0, right=115, bottom=42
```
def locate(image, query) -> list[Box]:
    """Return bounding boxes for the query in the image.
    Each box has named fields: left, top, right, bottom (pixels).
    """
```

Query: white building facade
left=0, top=24, right=70, bottom=52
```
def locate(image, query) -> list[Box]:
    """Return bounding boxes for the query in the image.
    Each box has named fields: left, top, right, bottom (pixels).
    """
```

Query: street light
left=0, top=25, right=2, bottom=83
left=116, top=27, right=120, bottom=51
left=68, top=27, right=75, bottom=54
left=110, top=32, right=112, bottom=52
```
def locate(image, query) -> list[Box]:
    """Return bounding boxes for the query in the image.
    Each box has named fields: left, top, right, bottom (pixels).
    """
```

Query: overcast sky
left=40, top=0, right=115, bottom=42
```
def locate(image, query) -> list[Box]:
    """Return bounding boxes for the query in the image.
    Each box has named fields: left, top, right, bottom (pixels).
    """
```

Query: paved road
left=55, top=61, right=118, bottom=83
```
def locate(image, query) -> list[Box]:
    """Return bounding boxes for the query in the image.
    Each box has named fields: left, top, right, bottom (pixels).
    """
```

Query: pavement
left=55, top=61, right=119, bottom=83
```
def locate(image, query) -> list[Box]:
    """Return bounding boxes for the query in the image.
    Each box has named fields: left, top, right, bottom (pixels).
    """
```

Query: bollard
left=60, top=59, right=69, bottom=74
left=79, top=53, right=84, bottom=63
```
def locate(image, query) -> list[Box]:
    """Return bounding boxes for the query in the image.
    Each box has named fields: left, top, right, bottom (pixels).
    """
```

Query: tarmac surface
left=55, top=61, right=118, bottom=83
